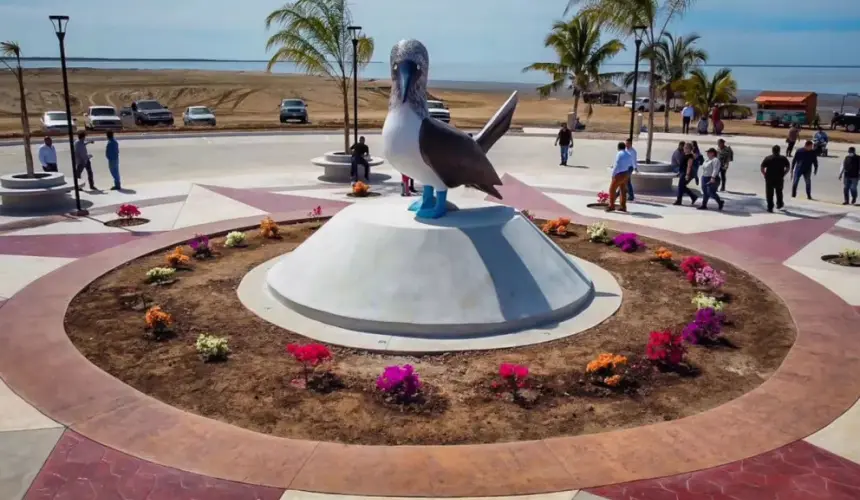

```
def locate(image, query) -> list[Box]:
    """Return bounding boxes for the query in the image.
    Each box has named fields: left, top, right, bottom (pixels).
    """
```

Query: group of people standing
left=37, top=131, right=122, bottom=191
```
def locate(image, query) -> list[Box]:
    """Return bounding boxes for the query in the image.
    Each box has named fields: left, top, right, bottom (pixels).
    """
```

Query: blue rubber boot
left=416, top=189, right=448, bottom=219
left=409, top=185, right=435, bottom=212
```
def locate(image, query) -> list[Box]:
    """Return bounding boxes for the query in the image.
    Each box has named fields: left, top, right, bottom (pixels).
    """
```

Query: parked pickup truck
left=130, top=100, right=174, bottom=126
left=84, top=106, right=123, bottom=131
left=833, top=112, right=860, bottom=133
left=624, top=97, right=666, bottom=112
left=427, top=100, right=451, bottom=123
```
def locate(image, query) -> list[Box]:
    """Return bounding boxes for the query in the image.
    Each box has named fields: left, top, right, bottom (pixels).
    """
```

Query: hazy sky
left=2, top=0, right=859, bottom=67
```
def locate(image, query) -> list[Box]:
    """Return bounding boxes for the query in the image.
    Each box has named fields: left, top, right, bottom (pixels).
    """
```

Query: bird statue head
left=389, top=39, right=429, bottom=112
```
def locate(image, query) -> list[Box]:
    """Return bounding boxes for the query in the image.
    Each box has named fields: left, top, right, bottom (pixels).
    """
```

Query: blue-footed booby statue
left=382, top=39, right=518, bottom=219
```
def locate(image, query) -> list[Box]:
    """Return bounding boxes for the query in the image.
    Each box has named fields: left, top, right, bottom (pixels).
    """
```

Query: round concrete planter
left=0, top=172, right=75, bottom=213
left=311, top=151, right=385, bottom=183
left=630, top=161, right=676, bottom=194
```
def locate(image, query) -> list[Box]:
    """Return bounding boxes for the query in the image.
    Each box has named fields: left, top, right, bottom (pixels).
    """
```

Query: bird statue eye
left=392, top=63, right=398, bottom=70
left=417, top=64, right=422, bottom=71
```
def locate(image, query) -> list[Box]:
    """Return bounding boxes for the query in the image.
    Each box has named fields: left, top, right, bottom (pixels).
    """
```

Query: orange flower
left=145, top=305, right=172, bottom=330
left=586, top=353, right=628, bottom=373
left=558, top=217, right=571, bottom=227
left=541, top=220, right=557, bottom=234
left=655, top=247, right=673, bottom=261
left=260, top=216, right=280, bottom=238
left=352, top=181, right=370, bottom=196
left=556, top=225, right=568, bottom=236
left=604, top=374, right=623, bottom=387
left=166, top=247, right=190, bottom=268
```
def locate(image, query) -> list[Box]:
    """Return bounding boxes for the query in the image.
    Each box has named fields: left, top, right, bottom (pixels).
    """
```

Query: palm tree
left=265, top=0, right=374, bottom=153
left=565, top=0, right=699, bottom=162
left=642, top=33, right=707, bottom=132
left=681, top=68, right=737, bottom=116
left=522, top=15, right=625, bottom=122
left=1, top=41, right=35, bottom=177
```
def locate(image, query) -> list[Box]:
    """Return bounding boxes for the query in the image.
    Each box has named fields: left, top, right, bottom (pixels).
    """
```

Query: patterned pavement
left=1, top=161, right=859, bottom=499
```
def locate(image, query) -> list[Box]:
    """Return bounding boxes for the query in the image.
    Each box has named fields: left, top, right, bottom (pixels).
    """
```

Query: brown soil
left=65, top=221, right=796, bottom=445
left=104, top=218, right=150, bottom=228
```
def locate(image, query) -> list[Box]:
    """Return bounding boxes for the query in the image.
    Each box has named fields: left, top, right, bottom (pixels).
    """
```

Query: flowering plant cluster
left=692, top=292, right=724, bottom=312
left=587, top=221, right=611, bottom=243
left=680, top=256, right=708, bottom=283
left=596, top=191, right=609, bottom=204
left=145, top=266, right=175, bottom=284
left=224, top=231, right=246, bottom=248
left=116, top=204, right=141, bottom=220
left=613, top=232, right=645, bottom=253
left=376, top=364, right=422, bottom=403
left=682, top=307, right=724, bottom=344
left=541, top=217, right=571, bottom=236
left=646, top=330, right=686, bottom=367
left=495, top=363, right=529, bottom=398
left=586, top=353, right=628, bottom=387
left=839, top=248, right=860, bottom=262
left=188, top=234, right=212, bottom=259
left=144, top=305, right=172, bottom=339
left=195, top=333, right=230, bottom=362
left=352, top=181, right=370, bottom=197
left=308, top=206, right=323, bottom=217
left=166, top=247, right=190, bottom=268
left=286, top=343, right=332, bottom=387
left=694, top=265, right=726, bottom=290
left=260, top=217, right=280, bottom=239
left=654, top=247, right=672, bottom=261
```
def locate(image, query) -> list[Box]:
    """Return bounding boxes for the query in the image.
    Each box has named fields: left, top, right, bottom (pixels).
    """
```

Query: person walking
left=607, top=142, right=633, bottom=213
left=760, top=145, right=791, bottom=212
left=555, top=123, right=573, bottom=166
left=698, top=148, right=724, bottom=211
left=791, top=140, right=818, bottom=199
left=716, top=138, right=733, bottom=192
left=624, top=138, right=638, bottom=202
left=674, top=143, right=699, bottom=206
left=839, top=146, right=859, bottom=205
left=786, top=124, right=799, bottom=157
left=38, top=136, right=58, bottom=172
left=670, top=141, right=686, bottom=174
left=349, top=136, right=371, bottom=183
left=74, top=131, right=97, bottom=191
left=681, top=102, right=695, bottom=134
left=104, top=131, right=121, bottom=190
left=691, top=140, right=703, bottom=186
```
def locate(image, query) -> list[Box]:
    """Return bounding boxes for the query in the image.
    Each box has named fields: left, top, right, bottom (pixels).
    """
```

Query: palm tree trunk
left=663, top=88, right=672, bottom=133
left=572, top=91, right=580, bottom=126
left=644, top=63, right=656, bottom=163
left=14, top=60, right=34, bottom=177
left=341, top=78, right=350, bottom=154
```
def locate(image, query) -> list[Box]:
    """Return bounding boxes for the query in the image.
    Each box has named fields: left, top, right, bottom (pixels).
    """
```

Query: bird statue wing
left=418, top=117, right=503, bottom=199
left=473, top=91, right=518, bottom=153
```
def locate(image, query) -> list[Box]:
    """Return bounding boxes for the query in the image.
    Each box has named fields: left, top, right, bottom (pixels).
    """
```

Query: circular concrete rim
left=0, top=209, right=857, bottom=497
left=239, top=253, right=621, bottom=352
left=0, top=171, right=68, bottom=189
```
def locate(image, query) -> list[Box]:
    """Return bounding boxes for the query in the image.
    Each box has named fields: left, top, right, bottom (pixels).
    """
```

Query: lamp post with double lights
left=627, top=25, right=648, bottom=141
left=347, top=25, right=362, bottom=145
left=49, top=14, right=87, bottom=216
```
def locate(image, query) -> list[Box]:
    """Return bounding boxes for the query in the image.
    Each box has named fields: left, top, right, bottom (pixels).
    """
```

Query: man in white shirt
left=38, top=136, right=58, bottom=172
left=608, top=142, right=633, bottom=212
left=681, top=102, right=695, bottom=134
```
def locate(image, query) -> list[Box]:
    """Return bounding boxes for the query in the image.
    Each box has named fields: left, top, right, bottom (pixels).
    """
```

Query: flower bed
left=65, top=219, right=795, bottom=446
left=104, top=203, right=150, bottom=228
left=821, top=248, right=860, bottom=267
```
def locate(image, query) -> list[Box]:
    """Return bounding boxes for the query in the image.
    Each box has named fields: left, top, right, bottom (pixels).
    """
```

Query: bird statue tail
left=473, top=91, right=518, bottom=153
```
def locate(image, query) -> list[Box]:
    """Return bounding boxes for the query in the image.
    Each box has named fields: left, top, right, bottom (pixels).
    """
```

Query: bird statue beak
left=397, top=60, right=417, bottom=104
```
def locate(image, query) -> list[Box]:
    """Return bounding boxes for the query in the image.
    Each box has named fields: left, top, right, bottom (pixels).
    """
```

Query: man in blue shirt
left=105, top=131, right=121, bottom=190
left=791, top=140, right=818, bottom=199
left=607, top=142, right=633, bottom=212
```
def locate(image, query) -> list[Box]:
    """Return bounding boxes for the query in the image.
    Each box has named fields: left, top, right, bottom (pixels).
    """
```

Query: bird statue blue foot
left=409, top=185, right=436, bottom=212
left=416, top=189, right=448, bottom=219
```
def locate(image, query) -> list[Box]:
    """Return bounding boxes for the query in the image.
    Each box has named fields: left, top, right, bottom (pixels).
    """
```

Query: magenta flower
left=694, top=265, right=725, bottom=290
left=682, top=307, right=724, bottom=344
left=376, top=364, right=421, bottom=401
left=613, top=232, right=645, bottom=253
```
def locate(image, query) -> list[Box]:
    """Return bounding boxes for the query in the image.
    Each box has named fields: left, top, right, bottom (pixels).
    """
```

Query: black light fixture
left=347, top=25, right=362, bottom=145
left=627, top=25, right=648, bottom=141
left=49, top=15, right=86, bottom=216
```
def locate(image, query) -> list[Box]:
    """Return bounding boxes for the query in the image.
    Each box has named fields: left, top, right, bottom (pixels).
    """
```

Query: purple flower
left=376, top=364, right=421, bottom=400
left=613, top=232, right=645, bottom=253
left=189, top=234, right=209, bottom=251
left=694, top=265, right=725, bottom=290
left=682, top=307, right=724, bottom=344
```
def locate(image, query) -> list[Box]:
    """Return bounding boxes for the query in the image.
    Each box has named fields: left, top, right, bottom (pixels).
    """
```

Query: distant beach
left=13, top=57, right=860, bottom=111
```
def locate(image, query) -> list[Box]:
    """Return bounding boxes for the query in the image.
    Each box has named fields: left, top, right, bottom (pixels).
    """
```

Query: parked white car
left=624, top=97, right=666, bottom=112
left=84, top=106, right=123, bottom=131
left=40, top=111, right=77, bottom=135
left=427, top=100, right=451, bottom=123
left=183, top=106, right=217, bottom=126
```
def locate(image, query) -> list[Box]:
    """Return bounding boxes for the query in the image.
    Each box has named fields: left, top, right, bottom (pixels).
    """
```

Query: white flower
left=691, top=292, right=724, bottom=312
left=146, top=267, right=175, bottom=283
left=224, top=231, right=247, bottom=248
left=839, top=248, right=860, bottom=260
left=587, top=222, right=609, bottom=242
left=195, top=333, right=230, bottom=361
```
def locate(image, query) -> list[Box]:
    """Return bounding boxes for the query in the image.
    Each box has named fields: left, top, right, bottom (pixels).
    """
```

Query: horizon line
left=6, top=56, right=860, bottom=70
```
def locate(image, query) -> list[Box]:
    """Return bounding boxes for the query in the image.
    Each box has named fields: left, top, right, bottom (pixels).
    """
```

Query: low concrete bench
left=311, top=151, right=385, bottom=183
left=0, top=172, right=75, bottom=212
left=630, top=171, right=676, bottom=194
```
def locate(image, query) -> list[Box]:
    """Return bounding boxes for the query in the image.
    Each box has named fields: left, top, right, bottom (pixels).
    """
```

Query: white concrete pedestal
left=0, top=172, right=75, bottom=213
left=311, top=151, right=385, bottom=183
left=264, top=198, right=607, bottom=340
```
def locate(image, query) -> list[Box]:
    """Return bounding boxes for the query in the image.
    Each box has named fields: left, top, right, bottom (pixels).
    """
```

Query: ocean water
left=18, top=58, right=860, bottom=110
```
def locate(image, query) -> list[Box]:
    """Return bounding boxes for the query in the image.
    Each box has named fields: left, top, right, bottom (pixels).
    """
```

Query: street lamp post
left=347, top=25, right=362, bottom=145
left=627, top=25, right=647, bottom=142
left=49, top=15, right=87, bottom=216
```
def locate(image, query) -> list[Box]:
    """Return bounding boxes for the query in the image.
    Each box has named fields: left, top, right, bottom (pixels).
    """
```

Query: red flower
left=116, top=203, right=141, bottom=220
left=680, top=256, right=708, bottom=283
left=286, top=343, right=331, bottom=366
left=646, top=329, right=686, bottom=366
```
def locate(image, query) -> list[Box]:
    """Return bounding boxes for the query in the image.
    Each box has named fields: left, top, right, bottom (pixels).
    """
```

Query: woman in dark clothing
left=691, top=140, right=703, bottom=185
left=673, top=143, right=699, bottom=206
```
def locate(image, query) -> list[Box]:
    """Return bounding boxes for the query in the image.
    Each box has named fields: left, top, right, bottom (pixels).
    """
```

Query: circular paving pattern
left=1, top=208, right=859, bottom=496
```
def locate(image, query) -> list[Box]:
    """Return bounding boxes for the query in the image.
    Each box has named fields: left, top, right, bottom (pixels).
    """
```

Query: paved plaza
left=1, top=132, right=860, bottom=499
